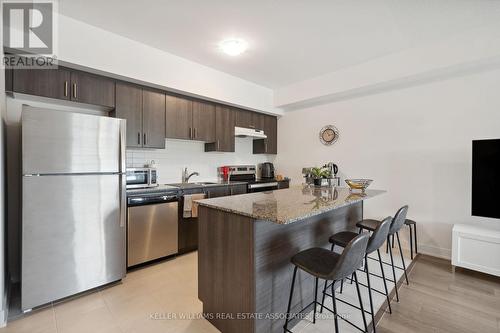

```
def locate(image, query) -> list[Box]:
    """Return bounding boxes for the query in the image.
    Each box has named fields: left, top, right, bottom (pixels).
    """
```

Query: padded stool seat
left=291, top=248, right=340, bottom=279
left=329, top=231, right=358, bottom=248
left=356, top=219, right=381, bottom=231
left=404, top=219, right=416, bottom=225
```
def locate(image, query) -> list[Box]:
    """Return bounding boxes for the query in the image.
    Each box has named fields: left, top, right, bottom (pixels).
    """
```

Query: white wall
left=275, top=67, right=500, bottom=259
left=56, top=14, right=281, bottom=115
left=127, top=139, right=275, bottom=184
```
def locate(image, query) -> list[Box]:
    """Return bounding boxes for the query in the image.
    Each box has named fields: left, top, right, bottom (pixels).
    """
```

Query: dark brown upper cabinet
left=142, top=89, right=166, bottom=149
left=12, top=67, right=71, bottom=100
left=235, top=108, right=265, bottom=130
left=192, top=100, right=216, bottom=142
left=114, top=83, right=143, bottom=148
left=205, top=105, right=235, bottom=152
left=114, top=83, right=166, bottom=149
left=165, top=95, right=192, bottom=140
left=70, top=71, right=115, bottom=108
left=11, top=67, right=115, bottom=107
left=253, top=115, right=277, bottom=154
left=165, top=95, right=215, bottom=142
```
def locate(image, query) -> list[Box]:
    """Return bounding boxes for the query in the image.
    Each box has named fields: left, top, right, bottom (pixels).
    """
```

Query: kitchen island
left=196, top=186, right=384, bottom=333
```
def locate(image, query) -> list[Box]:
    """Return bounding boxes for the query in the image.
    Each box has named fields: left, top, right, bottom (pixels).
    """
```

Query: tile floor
left=1, top=248, right=411, bottom=333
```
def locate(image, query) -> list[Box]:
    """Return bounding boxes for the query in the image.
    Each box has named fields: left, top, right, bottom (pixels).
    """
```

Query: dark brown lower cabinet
left=178, top=184, right=247, bottom=254
left=205, top=105, right=235, bottom=152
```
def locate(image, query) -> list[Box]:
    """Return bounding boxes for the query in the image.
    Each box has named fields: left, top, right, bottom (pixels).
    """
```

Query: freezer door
left=21, top=174, right=126, bottom=310
left=22, top=107, right=125, bottom=174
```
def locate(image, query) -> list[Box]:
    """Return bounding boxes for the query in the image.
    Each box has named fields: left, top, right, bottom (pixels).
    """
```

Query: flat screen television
left=472, top=139, right=500, bottom=219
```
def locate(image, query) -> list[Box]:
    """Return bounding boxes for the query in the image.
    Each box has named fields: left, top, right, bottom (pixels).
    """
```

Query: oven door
left=247, top=182, right=279, bottom=193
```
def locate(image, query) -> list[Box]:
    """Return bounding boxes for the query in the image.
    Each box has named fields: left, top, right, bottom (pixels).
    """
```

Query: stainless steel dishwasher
left=127, top=190, right=179, bottom=267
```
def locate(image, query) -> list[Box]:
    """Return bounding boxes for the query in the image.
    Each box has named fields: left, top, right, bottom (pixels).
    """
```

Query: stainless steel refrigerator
left=21, top=107, right=127, bottom=311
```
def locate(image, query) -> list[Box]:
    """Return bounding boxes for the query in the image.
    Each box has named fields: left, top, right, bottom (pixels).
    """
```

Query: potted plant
left=310, top=167, right=329, bottom=186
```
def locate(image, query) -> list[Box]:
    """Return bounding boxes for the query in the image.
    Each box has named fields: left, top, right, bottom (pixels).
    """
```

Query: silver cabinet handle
left=143, top=133, right=147, bottom=145
left=72, top=83, right=77, bottom=98
left=193, top=128, right=196, bottom=139
left=64, top=81, right=68, bottom=97
left=189, top=127, right=192, bottom=139
left=137, top=132, right=141, bottom=145
left=217, top=140, right=220, bottom=151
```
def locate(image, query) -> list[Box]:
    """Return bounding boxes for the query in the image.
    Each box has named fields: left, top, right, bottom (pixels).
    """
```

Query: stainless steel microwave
left=126, top=168, right=158, bottom=189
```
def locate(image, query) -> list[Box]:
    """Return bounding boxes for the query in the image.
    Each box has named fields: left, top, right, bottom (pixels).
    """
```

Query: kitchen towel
left=183, top=193, right=206, bottom=218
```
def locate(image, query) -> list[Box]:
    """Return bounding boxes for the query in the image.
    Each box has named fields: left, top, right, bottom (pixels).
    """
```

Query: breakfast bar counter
left=196, top=186, right=384, bottom=333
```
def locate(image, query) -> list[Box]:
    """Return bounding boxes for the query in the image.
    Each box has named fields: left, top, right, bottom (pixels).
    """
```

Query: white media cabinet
left=452, top=224, right=500, bottom=277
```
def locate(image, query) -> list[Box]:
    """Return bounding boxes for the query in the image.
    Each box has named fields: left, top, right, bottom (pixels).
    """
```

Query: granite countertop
left=196, top=185, right=385, bottom=224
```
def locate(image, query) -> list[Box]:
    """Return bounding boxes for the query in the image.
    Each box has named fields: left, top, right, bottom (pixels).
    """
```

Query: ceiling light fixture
left=219, top=38, right=248, bottom=56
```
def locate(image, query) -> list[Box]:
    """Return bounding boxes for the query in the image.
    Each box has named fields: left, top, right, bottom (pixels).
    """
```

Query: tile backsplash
left=126, top=137, right=275, bottom=184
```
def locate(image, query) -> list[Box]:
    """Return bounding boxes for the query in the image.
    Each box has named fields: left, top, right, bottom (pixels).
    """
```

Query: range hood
left=234, top=126, right=267, bottom=139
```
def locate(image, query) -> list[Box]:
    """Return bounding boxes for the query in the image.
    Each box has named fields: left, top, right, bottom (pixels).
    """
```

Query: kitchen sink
left=193, top=182, right=217, bottom=186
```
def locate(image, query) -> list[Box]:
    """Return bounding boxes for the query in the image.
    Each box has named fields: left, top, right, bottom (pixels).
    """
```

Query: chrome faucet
left=182, top=168, right=199, bottom=183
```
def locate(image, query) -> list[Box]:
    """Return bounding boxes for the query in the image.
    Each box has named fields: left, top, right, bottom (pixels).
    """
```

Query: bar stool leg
left=409, top=225, right=414, bottom=260
left=414, top=224, right=418, bottom=254
left=396, top=232, right=409, bottom=285
left=340, top=279, right=344, bottom=293
left=354, top=272, right=368, bottom=332
left=331, top=280, right=339, bottom=333
left=320, top=243, right=335, bottom=313
left=283, top=266, right=298, bottom=333
left=377, top=249, right=392, bottom=314
left=313, top=277, right=318, bottom=324
left=365, top=256, right=376, bottom=333
left=388, top=236, right=399, bottom=302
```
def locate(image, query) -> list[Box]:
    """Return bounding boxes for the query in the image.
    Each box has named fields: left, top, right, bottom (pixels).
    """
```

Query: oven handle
left=248, top=182, right=279, bottom=189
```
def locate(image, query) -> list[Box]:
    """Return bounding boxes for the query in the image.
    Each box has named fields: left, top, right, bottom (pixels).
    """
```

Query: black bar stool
left=356, top=206, right=409, bottom=302
left=283, top=233, right=370, bottom=333
left=404, top=219, right=418, bottom=260
left=325, top=216, right=392, bottom=333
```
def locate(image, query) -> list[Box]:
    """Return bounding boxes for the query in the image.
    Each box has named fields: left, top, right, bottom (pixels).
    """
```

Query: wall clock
left=319, top=125, right=339, bottom=146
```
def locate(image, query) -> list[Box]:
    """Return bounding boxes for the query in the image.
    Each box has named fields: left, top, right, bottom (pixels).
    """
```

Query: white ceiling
left=59, top=0, right=500, bottom=88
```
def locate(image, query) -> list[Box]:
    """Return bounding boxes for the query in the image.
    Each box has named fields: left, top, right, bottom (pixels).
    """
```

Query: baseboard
left=418, top=243, right=451, bottom=260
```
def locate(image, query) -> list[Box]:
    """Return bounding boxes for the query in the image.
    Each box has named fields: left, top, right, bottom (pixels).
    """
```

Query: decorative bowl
left=345, top=179, right=373, bottom=192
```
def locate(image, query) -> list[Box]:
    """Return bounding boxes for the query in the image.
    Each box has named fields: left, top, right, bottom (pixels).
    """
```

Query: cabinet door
left=12, top=67, right=70, bottom=100
left=253, top=115, right=278, bottom=154
left=264, top=115, right=278, bottom=154
left=213, top=105, right=235, bottom=152
left=253, top=112, right=265, bottom=131
left=142, top=89, right=166, bottom=149
left=235, top=109, right=254, bottom=128
left=70, top=71, right=115, bottom=107
left=114, top=83, right=143, bottom=148
left=165, top=95, right=192, bottom=140
left=192, top=100, right=215, bottom=142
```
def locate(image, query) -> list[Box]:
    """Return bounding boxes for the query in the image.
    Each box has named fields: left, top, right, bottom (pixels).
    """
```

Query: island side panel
left=198, top=205, right=256, bottom=333
left=254, top=202, right=362, bottom=333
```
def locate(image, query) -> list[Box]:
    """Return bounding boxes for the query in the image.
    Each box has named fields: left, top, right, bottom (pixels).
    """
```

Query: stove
left=218, top=165, right=279, bottom=192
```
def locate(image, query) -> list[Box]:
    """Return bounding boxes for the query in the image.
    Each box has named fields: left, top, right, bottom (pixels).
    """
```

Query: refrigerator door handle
left=119, top=119, right=127, bottom=228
